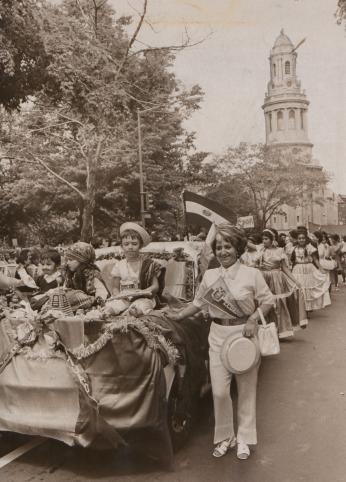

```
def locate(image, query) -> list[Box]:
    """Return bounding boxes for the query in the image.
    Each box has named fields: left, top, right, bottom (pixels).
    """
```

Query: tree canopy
left=209, top=143, right=329, bottom=230
left=0, top=0, right=206, bottom=244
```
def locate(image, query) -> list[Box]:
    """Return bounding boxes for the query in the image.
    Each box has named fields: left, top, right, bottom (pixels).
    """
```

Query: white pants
left=209, top=322, right=260, bottom=445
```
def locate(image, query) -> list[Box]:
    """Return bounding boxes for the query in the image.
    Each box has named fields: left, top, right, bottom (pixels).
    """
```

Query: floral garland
left=69, top=315, right=180, bottom=365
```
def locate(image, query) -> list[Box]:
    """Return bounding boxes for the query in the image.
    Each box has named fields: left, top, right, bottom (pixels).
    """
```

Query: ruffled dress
left=291, top=244, right=331, bottom=311
left=258, top=247, right=308, bottom=339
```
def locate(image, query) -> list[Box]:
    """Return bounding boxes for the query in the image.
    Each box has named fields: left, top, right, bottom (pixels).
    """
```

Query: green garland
left=69, top=315, right=180, bottom=365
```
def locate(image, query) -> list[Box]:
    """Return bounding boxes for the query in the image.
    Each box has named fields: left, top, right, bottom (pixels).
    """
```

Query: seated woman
left=64, top=242, right=109, bottom=302
left=105, top=223, right=162, bottom=317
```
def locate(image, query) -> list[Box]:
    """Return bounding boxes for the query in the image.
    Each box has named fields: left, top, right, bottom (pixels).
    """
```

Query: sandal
left=237, top=442, right=250, bottom=460
left=212, top=437, right=236, bottom=458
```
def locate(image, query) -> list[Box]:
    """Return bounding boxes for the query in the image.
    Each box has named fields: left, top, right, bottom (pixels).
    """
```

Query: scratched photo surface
left=1, top=1, right=346, bottom=482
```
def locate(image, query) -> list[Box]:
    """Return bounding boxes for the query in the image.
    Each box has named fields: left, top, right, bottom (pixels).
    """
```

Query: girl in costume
left=64, top=242, right=109, bottom=302
left=291, top=227, right=331, bottom=312
left=106, top=223, right=162, bottom=317
left=30, top=250, right=64, bottom=311
left=36, top=250, right=63, bottom=293
left=257, top=229, right=307, bottom=339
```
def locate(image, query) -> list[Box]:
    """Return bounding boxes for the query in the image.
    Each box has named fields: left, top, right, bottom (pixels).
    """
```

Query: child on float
left=105, top=223, right=162, bottom=317
left=30, top=250, right=64, bottom=311
left=36, top=250, right=63, bottom=293
left=64, top=242, right=109, bottom=302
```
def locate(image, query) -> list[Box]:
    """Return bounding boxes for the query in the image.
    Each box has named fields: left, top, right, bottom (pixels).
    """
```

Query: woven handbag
left=257, top=307, right=280, bottom=357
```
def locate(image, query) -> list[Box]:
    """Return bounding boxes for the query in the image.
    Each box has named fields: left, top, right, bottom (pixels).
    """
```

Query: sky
left=113, top=0, right=346, bottom=192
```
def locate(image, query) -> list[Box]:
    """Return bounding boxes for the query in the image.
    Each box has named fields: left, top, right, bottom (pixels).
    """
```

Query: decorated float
left=0, top=241, right=208, bottom=468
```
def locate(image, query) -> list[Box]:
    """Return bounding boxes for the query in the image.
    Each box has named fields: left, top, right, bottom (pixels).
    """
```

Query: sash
left=201, top=276, right=246, bottom=318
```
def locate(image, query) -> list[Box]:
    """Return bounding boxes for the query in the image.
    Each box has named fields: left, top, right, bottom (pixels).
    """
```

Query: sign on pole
left=237, top=216, right=255, bottom=229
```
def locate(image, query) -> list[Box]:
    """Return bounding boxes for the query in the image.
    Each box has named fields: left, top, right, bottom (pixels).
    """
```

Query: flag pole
left=181, top=190, right=189, bottom=241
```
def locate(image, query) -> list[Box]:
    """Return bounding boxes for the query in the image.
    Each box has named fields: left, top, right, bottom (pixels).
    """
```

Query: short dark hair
left=121, top=229, right=143, bottom=248
left=41, top=250, right=61, bottom=266
left=16, top=249, right=30, bottom=265
left=211, top=224, right=247, bottom=258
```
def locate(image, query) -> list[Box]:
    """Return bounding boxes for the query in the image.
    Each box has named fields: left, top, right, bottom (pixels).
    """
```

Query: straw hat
left=220, top=333, right=260, bottom=374
left=120, top=222, right=151, bottom=247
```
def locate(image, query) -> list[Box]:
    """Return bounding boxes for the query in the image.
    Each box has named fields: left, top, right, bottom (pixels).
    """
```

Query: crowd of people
left=165, top=223, right=343, bottom=462
left=0, top=222, right=345, bottom=464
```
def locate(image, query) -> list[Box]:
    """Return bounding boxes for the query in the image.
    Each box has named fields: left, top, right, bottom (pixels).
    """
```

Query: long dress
left=291, top=244, right=331, bottom=311
left=257, top=247, right=307, bottom=339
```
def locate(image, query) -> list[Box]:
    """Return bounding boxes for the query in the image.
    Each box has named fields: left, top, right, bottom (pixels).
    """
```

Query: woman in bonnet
left=166, top=223, right=274, bottom=460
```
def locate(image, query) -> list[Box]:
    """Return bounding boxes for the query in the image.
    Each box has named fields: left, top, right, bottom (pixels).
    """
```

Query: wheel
left=167, top=378, right=193, bottom=452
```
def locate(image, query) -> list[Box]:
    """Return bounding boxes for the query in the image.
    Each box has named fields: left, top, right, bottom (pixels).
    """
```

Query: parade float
left=0, top=242, right=208, bottom=468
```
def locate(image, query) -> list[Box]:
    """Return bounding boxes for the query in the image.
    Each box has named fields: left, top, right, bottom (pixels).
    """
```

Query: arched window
left=300, top=109, right=304, bottom=129
left=269, top=113, right=272, bottom=132
left=288, top=110, right=296, bottom=129
left=285, top=61, right=290, bottom=74
left=277, top=110, right=284, bottom=131
left=273, top=63, right=276, bottom=77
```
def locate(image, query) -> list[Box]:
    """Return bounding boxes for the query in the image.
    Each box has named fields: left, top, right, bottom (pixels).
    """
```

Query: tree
left=0, top=0, right=49, bottom=110
left=2, top=0, right=205, bottom=243
left=214, top=143, right=329, bottom=230
left=336, top=0, right=346, bottom=26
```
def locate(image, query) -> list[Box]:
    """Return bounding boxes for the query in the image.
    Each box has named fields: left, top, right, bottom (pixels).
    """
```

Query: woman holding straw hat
left=166, top=223, right=274, bottom=460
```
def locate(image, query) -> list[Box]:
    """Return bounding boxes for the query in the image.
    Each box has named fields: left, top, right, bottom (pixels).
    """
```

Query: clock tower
left=262, top=29, right=313, bottom=160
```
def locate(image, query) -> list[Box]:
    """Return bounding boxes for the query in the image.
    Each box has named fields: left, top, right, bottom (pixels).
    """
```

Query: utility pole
left=137, top=109, right=146, bottom=227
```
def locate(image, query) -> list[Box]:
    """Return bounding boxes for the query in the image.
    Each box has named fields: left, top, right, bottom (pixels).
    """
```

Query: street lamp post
left=136, top=95, right=200, bottom=228
left=137, top=109, right=146, bottom=227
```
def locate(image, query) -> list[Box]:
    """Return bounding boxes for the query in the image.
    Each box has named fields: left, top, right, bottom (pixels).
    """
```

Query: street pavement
left=2, top=286, right=346, bottom=482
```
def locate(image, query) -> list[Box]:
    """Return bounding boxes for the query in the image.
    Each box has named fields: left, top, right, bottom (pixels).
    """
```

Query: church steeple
left=262, top=30, right=312, bottom=159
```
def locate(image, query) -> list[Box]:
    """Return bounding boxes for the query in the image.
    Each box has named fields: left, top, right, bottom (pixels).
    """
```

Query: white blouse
left=111, top=258, right=140, bottom=291
left=193, top=261, right=274, bottom=319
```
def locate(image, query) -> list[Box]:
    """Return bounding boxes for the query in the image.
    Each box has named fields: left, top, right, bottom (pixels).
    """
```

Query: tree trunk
left=80, top=138, right=102, bottom=242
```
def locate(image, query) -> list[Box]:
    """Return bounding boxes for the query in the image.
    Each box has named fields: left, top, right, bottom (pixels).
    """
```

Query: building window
left=285, top=61, right=290, bottom=74
left=269, top=113, right=272, bottom=132
left=277, top=110, right=284, bottom=130
left=284, top=214, right=288, bottom=223
left=273, top=63, right=276, bottom=76
left=297, top=215, right=300, bottom=223
left=273, top=216, right=277, bottom=223
left=288, top=110, right=296, bottom=129
left=300, top=109, right=304, bottom=129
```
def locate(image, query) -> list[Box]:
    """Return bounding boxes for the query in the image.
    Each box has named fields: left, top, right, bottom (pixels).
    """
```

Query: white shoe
left=237, top=442, right=250, bottom=460
left=213, top=437, right=236, bottom=458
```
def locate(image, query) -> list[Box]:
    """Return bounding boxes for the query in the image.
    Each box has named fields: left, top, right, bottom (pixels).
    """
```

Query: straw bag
left=257, top=308, right=280, bottom=357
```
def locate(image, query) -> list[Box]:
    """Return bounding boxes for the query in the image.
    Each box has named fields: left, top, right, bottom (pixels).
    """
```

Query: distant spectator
left=196, top=226, right=208, bottom=241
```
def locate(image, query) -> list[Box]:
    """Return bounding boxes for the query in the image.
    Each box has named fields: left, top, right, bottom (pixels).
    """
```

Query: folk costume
left=291, top=243, right=331, bottom=311
left=64, top=242, right=109, bottom=300
left=257, top=245, right=308, bottom=339
left=108, top=223, right=162, bottom=316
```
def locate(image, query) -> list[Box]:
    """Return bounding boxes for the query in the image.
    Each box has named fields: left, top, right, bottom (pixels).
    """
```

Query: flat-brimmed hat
left=120, top=222, right=151, bottom=247
left=220, top=333, right=260, bottom=374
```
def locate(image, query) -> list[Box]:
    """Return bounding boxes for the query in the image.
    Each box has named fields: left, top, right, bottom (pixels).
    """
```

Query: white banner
left=237, top=216, right=255, bottom=229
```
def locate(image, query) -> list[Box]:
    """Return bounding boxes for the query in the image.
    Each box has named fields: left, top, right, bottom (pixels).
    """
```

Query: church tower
left=262, top=29, right=313, bottom=160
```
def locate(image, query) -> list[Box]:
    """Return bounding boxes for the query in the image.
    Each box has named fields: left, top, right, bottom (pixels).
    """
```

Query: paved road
left=2, top=287, right=346, bottom=482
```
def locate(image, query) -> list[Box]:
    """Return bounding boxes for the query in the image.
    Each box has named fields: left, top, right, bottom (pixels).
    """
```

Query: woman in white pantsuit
left=167, top=224, right=274, bottom=460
